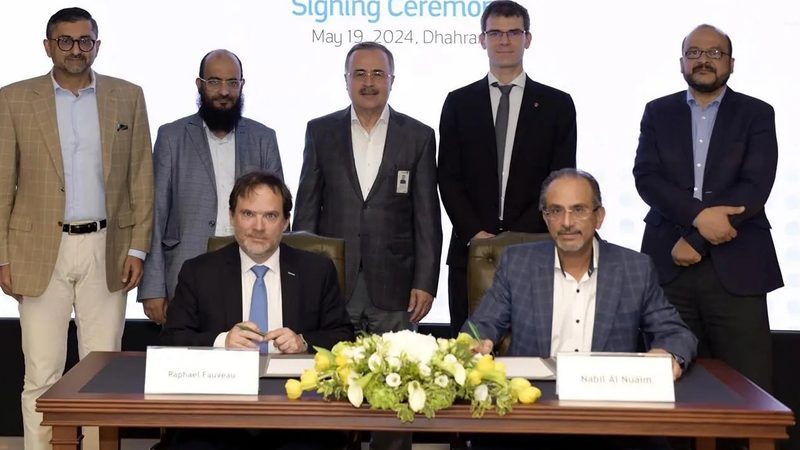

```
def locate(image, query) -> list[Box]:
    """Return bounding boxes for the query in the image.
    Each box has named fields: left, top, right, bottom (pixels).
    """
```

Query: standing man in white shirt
left=0, top=7, right=153, bottom=450
left=138, top=49, right=283, bottom=325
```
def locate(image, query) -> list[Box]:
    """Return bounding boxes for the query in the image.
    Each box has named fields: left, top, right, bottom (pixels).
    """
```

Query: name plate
left=556, top=352, right=674, bottom=402
left=144, top=346, right=259, bottom=395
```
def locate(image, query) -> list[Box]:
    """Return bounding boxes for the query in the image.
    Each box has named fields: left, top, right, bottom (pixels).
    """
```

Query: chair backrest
left=467, top=231, right=550, bottom=354
left=206, top=231, right=347, bottom=295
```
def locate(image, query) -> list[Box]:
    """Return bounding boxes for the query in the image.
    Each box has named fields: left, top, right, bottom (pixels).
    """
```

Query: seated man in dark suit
left=466, top=168, right=697, bottom=450
left=163, top=170, right=353, bottom=450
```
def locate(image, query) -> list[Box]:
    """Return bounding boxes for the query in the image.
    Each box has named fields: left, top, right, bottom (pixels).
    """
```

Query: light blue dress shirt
left=686, top=88, right=726, bottom=200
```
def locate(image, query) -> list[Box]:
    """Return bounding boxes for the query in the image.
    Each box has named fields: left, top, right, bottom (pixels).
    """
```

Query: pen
left=237, top=324, right=266, bottom=337
left=467, top=321, right=482, bottom=341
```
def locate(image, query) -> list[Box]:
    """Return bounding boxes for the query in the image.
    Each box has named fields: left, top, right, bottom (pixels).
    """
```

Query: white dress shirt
left=487, top=71, right=526, bottom=219
left=350, top=104, right=390, bottom=198
left=550, top=238, right=600, bottom=356
left=213, top=248, right=283, bottom=352
left=204, top=123, right=236, bottom=236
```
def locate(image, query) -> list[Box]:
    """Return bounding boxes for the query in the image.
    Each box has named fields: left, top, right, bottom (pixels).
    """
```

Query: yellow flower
left=518, top=386, right=542, bottom=404
left=314, top=351, right=332, bottom=372
left=509, top=377, right=531, bottom=393
left=456, top=332, right=475, bottom=346
left=494, top=361, right=506, bottom=374
left=337, top=366, right=350, bottom=385
left=300, top=369, right=318, bottom=390
left=468, top=369, right=483, bottom=386
left=475, top=354, right=495, bottom=373
left=335, top=354, right=349, bottom=367
left=285, top=379, right=303, bottom=400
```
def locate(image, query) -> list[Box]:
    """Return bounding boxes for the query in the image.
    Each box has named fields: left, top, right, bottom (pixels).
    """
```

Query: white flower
left=385, top=372, right=402, bottom=388
left=407, top=381, right=426, bottom=412
left=382, top=330, right=438, bottom=365
left=368, top=352, right=383, bottom=372
left=453, top=364, right=466, bottom=386
left=387, top=356, right=401, bottom=369
left=434, top=375, right=449, bottom=388
left=352, top=347, right=366, bottom=362
left=437, top=338, right=451, bottom=352
left=347, top=382, right=363, bottom=408
left=474, top=384, right=489, bottom=402
left=418, top=363, right=431, bottom=377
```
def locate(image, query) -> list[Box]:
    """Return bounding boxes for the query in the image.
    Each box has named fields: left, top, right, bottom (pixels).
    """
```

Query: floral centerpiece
left=284, top=330, right=541, bottom=422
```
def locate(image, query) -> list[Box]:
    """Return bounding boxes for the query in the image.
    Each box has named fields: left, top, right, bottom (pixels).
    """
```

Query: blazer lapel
left=365, top=108, right=399, bottom=202
left=187, top=114, right=217, bottom=187
left=702, top=88, right=736, bottom=190
left=222, top=243, right=244, bottom=324
left=278, top=245, right=301, bottom=330
left=530, top=244, right=554, bottom=356
left=336, top=109, right=364, bottom=202
left=234, top=118, right=249, bottom=177
left=96, top=75, right=116, bottom=182
left=474, top=78, right=498, bottom=167
left=674, top=92, right=696, bottom=187
left=32, top=76, right=64, bottom=182
left=511, top=77, right=538, bottom=156
left=592, top=242, right=622, bottom=351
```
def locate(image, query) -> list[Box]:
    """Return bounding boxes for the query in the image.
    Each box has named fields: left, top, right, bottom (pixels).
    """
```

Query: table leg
left=696, top=437, right=716, bottom=450
left=99, top=426, right=120, bottom=450
left=51, top=425, right=80, bottom=450
left=749, top=438, right=774, bottom=450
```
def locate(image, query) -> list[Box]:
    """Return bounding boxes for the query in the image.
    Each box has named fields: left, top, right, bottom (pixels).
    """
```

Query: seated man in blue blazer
left=162, top=171, right=353, bottom=450
left=466, top=168, right=696, bottom=450
left=468, top=168, right=696, bottom=377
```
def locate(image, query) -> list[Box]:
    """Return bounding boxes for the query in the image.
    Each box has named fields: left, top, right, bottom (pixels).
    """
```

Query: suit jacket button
left=209, top=220, right=216, bottom=227
left=58, top=221, right=63, bottom=226
left=59, top=187, right=65, bottom=192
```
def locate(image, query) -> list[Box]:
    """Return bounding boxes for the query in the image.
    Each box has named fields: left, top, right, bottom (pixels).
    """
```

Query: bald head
left=682, top=24, right=732, bottom=57
left=198, top=49, right=243, bottom=79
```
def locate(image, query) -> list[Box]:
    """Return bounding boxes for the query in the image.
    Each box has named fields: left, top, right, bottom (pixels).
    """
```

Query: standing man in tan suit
left=0, top=7, right=153, bottom=450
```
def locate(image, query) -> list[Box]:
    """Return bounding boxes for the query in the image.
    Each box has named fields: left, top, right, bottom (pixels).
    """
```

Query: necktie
left=492, top=82, right=514, bottom=205
left=249, top=265, right=269, bottom=353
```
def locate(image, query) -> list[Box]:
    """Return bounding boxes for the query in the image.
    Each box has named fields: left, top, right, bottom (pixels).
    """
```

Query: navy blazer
left=139, top=113, right=283, bottom=301
left=467, top=239, right=697, bottom=365
left=438, top=76, right=576, bottom=268
left=633, top=89, right=782, bottom=295
left=293, top=107, right=442, bottom=311
left=162, top=243, right=354, bottom=351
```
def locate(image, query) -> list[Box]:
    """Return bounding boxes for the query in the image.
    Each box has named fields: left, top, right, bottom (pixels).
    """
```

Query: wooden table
left=38, top=352, right=794, bottom=450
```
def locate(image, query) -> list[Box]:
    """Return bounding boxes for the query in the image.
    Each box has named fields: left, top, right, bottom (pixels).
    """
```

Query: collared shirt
left=687, top=88, right=726, bottom=200
left=52, top=71, right=105, bottom=223
left=203, top=123, right=236, bottom=236
left=213, top=247, right=284, bottom=352
left=350, top=104, right=390, bottom=198
left=487, top=71, right=526, bottom=219
left=550, top=238, right=600, bottom=356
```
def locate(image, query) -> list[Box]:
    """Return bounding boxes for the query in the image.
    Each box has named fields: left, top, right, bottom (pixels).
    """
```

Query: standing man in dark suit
left=0, top=8, right=153, bottom=450
left=163, top=171, right=351, bottom=449
left=438, top=0, right=577, bottom=336
left=633, top=24, right=781, bottom=391
left=294, top=42, right=442, bottom=335
left=139, top=49, right=283, bottom=325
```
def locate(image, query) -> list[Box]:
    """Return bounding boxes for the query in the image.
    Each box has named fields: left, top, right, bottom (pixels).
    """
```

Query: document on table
left=495, top=357, right=556, bottom=380
left=259, top=354, right=315, bottom=377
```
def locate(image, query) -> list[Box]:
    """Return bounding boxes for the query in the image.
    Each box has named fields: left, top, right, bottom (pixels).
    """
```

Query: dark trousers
left=663, top=258, right=773, bottom=392
left=448, top=265, right=469, bottom=338
left=168, top=429, right=347, bottom=450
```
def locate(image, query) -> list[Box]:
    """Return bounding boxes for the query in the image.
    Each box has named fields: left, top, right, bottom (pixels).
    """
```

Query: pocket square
left=116, top=123, right=129, bottom=131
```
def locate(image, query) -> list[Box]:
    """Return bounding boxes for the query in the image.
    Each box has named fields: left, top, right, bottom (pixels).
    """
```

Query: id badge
left=396, top=170, right=410, bottom=194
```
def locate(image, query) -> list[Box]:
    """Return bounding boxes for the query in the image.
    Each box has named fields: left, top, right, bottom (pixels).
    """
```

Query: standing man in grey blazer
left=295, top=42, right=441, bottom=336
left=294, top=41, right=441, bottom=450
left=139, top=50, right=283, bottom=324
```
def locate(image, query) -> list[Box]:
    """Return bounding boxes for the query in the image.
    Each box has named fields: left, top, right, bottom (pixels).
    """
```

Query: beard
left=683, top=63, right=730, bottom=93
left=197, top=90, right=244, bottom=134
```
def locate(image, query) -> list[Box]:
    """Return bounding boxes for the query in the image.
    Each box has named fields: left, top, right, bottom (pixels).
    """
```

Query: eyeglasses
left=198, top=78, right=243, bottom=89
left=483, top=29, right=527, bottom=40
left=542, top=205, right=600, bottom=221
left=50, top=36, right=96, bottom=52
left=684, top=48, right=729, bottom=59
left=347, top=70, right=392, bottom=82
